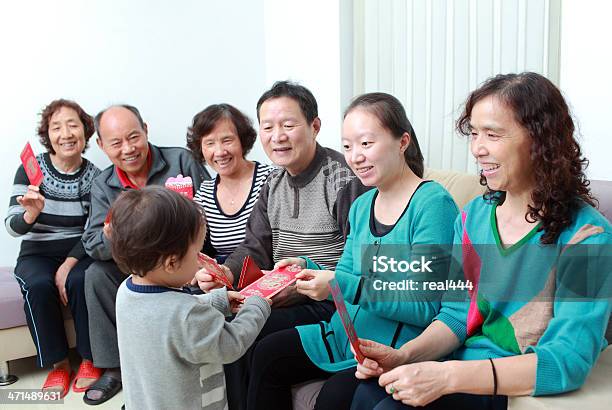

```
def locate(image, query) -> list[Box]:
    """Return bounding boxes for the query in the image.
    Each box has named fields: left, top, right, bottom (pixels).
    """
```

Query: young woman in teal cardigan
left=351, top=73, right=612, bottom=410
left=245, top=93, right=458, bottom=409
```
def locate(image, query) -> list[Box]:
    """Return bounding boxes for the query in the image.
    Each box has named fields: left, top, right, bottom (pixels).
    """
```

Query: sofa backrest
left=423, top=168, right=486, bottom=209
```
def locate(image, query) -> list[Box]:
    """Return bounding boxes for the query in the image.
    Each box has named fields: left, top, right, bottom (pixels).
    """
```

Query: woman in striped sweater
left=187, top=104, right=273, bottom=264
left=6, top=99, right=101, bottom=397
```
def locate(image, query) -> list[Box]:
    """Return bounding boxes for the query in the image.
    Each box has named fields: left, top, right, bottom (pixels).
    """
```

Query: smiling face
left=97, top=106, right=149, bottom=176
left=469, top=95, right=534, bottom=195
left=342, top=108, right=409, bottom=188
left=201, top=118, right=246, bottom=177
left=48, top=106, right=86, bottom=162
left=258, top=97, right=320, bottom=176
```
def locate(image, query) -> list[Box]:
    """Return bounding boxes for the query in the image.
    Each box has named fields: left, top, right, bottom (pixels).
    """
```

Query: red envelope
left=198, top=252, right=234, bottom=289
left=20, top=142, right=43, bottom=186
left=239, top=264, right=302, bottom=299
left=238, top=256, right=264, bottom=289
left=328, top=278, right=365, bottom=364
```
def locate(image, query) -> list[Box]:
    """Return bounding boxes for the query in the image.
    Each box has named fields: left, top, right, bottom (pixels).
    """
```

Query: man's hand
left=17, top=185, right=45, bottom=224
left=274, top=257, right=306, bottom=270
left=271, top=284, right=307, bottom=308
left=54, top=257, right=79, bottom=306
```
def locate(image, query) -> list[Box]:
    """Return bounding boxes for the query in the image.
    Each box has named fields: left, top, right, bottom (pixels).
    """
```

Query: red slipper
left=72, top=360, right=103, bottom=393
left=42, top=368, right=73, bottom=398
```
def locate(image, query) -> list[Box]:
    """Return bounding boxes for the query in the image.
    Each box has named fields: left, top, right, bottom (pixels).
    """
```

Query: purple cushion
left=0, top=266, right=28, bottom=329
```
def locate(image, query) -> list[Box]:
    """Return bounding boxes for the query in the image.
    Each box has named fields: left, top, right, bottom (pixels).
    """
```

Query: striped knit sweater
left=194, top=162, right=274, bottom=263
left=224, top=144, right=371, bottom=281
left=5, top=153, right=100, bottom=259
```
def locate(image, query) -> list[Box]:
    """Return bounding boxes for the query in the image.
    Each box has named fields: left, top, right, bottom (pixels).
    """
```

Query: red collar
left=115, top=151, right=152, bottom=189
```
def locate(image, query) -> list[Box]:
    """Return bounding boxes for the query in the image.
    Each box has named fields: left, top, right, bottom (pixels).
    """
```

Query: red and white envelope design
left=328, top=278, right=365, bottom=364
left=239, top=264, right=302, bottom=299
left=20, top=142, right=43, bottom=186
left=198, top=252, right=234, bottom=290
left=165, top=175, right=194, bottom=199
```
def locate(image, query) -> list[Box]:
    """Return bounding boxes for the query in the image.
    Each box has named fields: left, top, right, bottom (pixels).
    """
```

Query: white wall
left=560, top=0, right=612, bottom=181
left=262, top=0, right=351, bottom=153
left=0, top=0, right=268, bottom=266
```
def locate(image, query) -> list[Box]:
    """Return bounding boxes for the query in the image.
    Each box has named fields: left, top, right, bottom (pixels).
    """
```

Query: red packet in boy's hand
left=239, top=264, right=302, bottom=299
left=328, top=278, right=365, bottom=364
left=238, top=256, right=265, bottom=289
left=20, top=142, right=43, bottom=186
left=198, top=252, right=234, bottom=290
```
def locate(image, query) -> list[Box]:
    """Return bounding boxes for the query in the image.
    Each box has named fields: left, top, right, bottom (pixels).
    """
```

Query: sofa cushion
left=0, top=266, right=28, bottom=329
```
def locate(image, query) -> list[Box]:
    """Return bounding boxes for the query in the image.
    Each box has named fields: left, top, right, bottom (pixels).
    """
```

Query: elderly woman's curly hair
left=37, top=99, right=95, bottom=154
left=456, top=72, right=596, bottom=244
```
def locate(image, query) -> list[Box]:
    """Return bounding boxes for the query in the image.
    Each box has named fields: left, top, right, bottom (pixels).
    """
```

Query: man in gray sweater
left=195, top=81, right=369, bottom=409
left=81, top=105, right=210, bottom=405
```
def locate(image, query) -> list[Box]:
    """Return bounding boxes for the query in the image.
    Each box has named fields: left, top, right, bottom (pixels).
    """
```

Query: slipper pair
left=83, top=374, right=122, bottom=405
left=42, top=360, right=103, bottom=398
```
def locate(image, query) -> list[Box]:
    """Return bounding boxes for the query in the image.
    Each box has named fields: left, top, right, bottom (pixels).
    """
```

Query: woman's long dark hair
left=345, top=92, right=424, bottom=177
left=456, top=72, right=596, bottom=244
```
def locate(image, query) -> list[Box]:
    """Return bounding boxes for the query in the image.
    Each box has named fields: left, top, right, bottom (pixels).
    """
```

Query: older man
left=82, top=105, right=209, bottom=405
left=197, top=81, right=369, bottom=410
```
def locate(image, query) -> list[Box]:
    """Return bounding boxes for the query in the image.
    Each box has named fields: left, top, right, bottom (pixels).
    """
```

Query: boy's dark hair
left=256, top=80, right=318, bottom=123
left=110, top=186, right=205, bottom=277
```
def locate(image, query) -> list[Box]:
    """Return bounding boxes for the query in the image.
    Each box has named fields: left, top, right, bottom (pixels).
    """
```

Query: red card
left=20, top=142, right=43, bottom=186
left=328, top=278, right=365, bottom=364
left=238, top=256, right=265, bottom=289
left=239, top=264, right=302, bottom=299
left=198, top=252, right=234, bottom=289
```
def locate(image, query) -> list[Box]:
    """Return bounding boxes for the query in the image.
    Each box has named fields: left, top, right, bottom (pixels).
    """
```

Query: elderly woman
left=349, top=72, right=612, bottom=410
left=6, top=99, right=101, bottom=397
left=187, top=103, right=273, bottom=264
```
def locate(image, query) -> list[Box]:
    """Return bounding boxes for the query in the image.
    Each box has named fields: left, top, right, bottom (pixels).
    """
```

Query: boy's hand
left=195, top=265, right=233, bottom=292
left=227, top=291, right=245, bottom=313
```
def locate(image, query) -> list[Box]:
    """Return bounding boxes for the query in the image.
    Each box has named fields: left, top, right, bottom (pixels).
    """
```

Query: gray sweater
left=116, top=279, right=271, bottom=410
left=224, top=144, right=370, bottom=282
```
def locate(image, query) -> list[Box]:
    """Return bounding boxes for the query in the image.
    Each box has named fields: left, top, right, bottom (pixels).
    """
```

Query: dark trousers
left=225, top=300, right=335, bottom=410
left=350, top=379, right=508, bottom=410
left=14, top=255, right=94, bottom=368
left=83, top=260, right=127, bottom=368
left=246, top=328, right=360, bottom=410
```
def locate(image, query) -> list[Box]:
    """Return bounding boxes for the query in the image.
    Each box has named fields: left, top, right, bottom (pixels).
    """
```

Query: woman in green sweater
left=246, top=93, right=458, bottom=409
left=351, top=73, right=612, bottom=409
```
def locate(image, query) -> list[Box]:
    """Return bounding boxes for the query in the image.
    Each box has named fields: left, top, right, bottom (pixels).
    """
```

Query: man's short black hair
left=256, top=81, right=318, bottom=123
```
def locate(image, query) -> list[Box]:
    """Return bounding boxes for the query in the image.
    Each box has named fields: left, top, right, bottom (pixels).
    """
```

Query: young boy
left=111, top=186, right=271, bottom=410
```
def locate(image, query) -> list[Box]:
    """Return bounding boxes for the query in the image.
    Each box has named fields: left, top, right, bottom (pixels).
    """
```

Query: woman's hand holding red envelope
left=17, top=185, right=45, bottom=224
left=295, top=269, right=335, bottom=301
left=353, top=338, right=407, bottom=379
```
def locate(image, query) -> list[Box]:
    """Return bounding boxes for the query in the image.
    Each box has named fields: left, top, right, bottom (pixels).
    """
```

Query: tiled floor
left=0, top=352, right=123, bottom=410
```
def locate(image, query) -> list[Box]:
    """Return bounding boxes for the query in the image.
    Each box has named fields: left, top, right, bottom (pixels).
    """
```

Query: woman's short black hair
left=186, top=104, right=257, bottom=163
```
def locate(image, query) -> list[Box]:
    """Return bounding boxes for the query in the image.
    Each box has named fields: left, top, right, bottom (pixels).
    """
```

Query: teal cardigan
left=437, top=196, right=612, bottom=396
left=296, top=181, right=458, bottom=372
